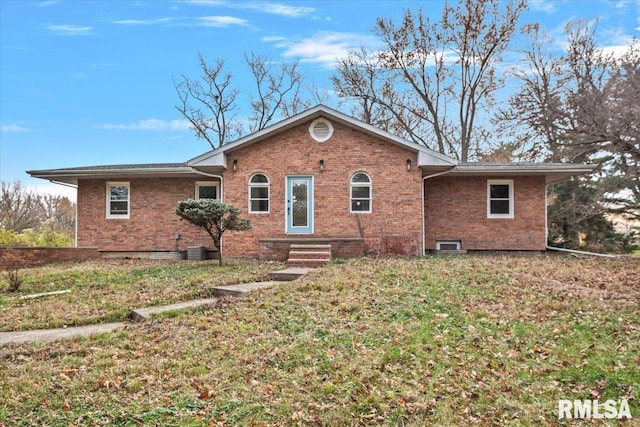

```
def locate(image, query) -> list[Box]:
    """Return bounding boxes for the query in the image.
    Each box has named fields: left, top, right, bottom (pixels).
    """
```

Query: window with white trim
left=106, top=182, right=130, bottom=219
left=195, top=181, right=220, bottom=200
left=487, top=179, right=514, bottom=219
left=350, top=172, right=372, bottom=213
left=437, top=241, right=461, bottom=250
left=249, top=173, right=269, bottom=213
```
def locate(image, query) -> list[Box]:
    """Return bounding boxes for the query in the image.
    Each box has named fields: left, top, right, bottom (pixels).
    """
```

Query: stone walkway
left=0, top=323, right=127, bottom=345
left=0, top=269, right=311, bottom=346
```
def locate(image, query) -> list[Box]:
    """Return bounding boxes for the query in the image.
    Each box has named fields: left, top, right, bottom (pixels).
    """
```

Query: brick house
left=28, top=105, right=594, bottom=262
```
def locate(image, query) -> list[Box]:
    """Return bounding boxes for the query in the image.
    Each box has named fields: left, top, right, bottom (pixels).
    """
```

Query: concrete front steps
left=287, top=244, right=332, bottom=268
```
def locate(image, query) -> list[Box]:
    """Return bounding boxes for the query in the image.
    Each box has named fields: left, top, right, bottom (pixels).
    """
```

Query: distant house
left=28, top=105, right=595, bottom=263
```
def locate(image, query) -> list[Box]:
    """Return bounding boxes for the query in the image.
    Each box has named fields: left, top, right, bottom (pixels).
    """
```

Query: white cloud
left=272, top=31, right=382, bottom=68
left=239, top=2, right=314, bottom=18
left=47, top=24, right=94, bottom=36
left=100, top=119, right=191, bottom=131
left=529, top=0, right=556, bottom=13
left=261, top=36, right=287, bottom=43
left=184, top=1, right=314, bottom=18
left=113, top=18, right=174, bottom=25
left=89, top=62, right=114, bottom=69
left=601, top=26, right=636, bottom=45
left=599, top=44, right=636, bottom=58
left=69, top=72, right=90, bottom=80
left=37, top=0, right=60, bottom=6
left=183, top=0, right=226, bottom=5
left=1, top=123, right=29, bottom=132
left=198, top=15, right=248, bottom=27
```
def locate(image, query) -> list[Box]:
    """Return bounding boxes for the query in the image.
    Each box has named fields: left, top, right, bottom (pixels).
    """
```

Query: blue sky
left=1, top=0, right=638, bottom=200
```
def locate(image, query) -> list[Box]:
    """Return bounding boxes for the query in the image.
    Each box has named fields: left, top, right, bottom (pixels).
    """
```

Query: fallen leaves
left=1, top=255, right=638, bottom=425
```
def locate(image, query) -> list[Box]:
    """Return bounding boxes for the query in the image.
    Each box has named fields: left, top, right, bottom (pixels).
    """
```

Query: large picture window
left=350, top=172, right=372, bottom=213
left=249, top=173, right=270, bottom=213
left=487, top=179, right=514, bottom=219
left=106, top=182, right=130, bottom=219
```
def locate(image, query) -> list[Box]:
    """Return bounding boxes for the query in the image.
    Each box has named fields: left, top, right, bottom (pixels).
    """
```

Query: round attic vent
left=309, top=118, right=334, bottom=142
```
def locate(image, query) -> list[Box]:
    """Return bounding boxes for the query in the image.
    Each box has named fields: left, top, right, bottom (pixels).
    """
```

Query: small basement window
left=106, top=182, right=130, bottom=219
left=436, top=241, right=461, bottom=251
left=309, top=117, right=334, bottom=142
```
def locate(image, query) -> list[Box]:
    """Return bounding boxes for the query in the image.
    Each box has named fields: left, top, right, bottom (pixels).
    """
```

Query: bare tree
left=0, top=181, right=43, bottom=232
left=504, top=21, right=639, bottom=196
left=41, top=194, right=76, bottom=235
left=175, top=52, right=322, bottom=149
left=175, top=54, right=241, bottom=149
left=0, top=181, right=76, bottom=238
left=332, top=0, right=527, bottom=161
left=502, top=20, right=639, bottom=249
left=494, top=23, right=566, bottom=161
left=246, top=52, right=309, bottom=132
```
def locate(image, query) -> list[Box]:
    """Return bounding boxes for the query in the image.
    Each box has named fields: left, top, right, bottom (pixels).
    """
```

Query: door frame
left=285, top=175, right=314, bottom=234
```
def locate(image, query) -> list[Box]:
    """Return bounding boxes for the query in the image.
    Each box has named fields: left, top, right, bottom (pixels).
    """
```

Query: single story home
left=28, top=105, right=595, bottom=263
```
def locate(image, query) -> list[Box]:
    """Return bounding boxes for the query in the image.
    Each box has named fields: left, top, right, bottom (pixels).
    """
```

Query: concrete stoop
left=287, top=244, right=332, bottom=268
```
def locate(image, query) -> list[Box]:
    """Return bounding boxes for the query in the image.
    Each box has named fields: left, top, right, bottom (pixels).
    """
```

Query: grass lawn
left=1, top=254, right=638, bottom=425
left=0, top=259, right=283, bottom=332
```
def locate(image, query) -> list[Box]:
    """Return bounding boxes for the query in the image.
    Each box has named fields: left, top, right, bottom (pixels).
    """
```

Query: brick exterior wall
left=424, top=175, right=546, bottom=251
left=77, top=178, right=216, bottom=252
left=73, top=119, right=548, bottom=257
left=221, top=119, right=424, bottom=257
left=0, top=247, right=100, bottom=270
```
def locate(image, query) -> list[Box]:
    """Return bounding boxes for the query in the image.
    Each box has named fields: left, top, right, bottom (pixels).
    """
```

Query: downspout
left=191, top=169, right=225, bottom=260
left=544, top=182, right=618, bottom=258
left=545, top=182, right=549, bottom=252
left=421, top=168, right=456, bottom=255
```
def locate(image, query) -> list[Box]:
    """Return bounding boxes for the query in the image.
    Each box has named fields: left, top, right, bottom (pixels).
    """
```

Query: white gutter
left=49, top=179, right=78, bottom=189
left=422, top=168, right=457, bottom=255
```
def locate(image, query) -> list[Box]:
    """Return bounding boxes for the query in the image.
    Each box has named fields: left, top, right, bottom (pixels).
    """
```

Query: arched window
left=350, top=172, right=371, bottom=213
left=249, top=173, right=270, bottom=213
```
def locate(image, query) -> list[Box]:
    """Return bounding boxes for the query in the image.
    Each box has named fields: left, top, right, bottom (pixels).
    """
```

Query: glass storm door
left=286, top=176, right=313, bottom=234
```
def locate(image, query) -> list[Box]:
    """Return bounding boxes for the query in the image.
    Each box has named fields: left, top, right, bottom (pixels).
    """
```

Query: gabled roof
left=188, top=104, right=458, bottom=169
left=27, top=105, right=596, bottom=186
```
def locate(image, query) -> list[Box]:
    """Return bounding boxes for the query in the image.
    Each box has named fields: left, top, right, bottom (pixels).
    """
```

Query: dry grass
left=0, top=254, right=638, bottom=426
left=0, top=259, right=284, bottom=331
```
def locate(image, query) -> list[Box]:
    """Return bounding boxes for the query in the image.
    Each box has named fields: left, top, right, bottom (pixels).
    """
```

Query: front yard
left=1, top=254, right=638, bottom=425
left=0, top=259, right=283, bottom=331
